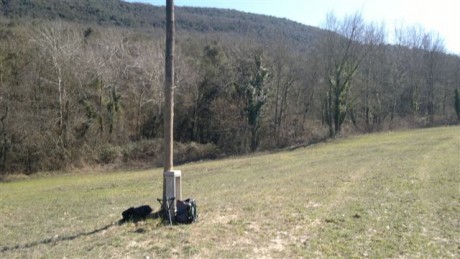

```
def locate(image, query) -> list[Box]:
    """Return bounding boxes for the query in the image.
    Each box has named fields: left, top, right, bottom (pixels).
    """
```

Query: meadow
left=1, top=126, right=459, bottom=258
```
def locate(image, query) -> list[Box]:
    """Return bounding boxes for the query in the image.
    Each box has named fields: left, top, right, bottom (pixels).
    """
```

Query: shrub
left=121, top=138, right=163, bottom=163
left=98, top=145, right=122, bottom=164
left=174, top=142, right=220, bottom=164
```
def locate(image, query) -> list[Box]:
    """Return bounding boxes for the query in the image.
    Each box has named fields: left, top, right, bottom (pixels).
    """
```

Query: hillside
left=1, top=126, right=458, bottom=257
left=0, top=0, right=459, bottom=174
left=0, top=0, right=323, bottom=49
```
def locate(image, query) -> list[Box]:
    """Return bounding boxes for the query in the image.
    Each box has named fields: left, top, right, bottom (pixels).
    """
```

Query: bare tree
left=387, top=26, right=412, bottom=125
left=354, top=21, right=387, bottom=131
left=269, top=46, right=297, bottom=146
left=0, top=103, right=7, bottom=171
left=421, top=32, right=445, bottom=123
left=31, top=22, right=80, bottom=148
left=322, top=12, right=368, bottom=136
left=123, top=41, right=164, bottom=140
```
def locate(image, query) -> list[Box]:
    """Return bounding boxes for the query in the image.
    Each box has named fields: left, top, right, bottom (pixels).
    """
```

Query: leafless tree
left=30, top=22, right=80, bottom=148
left=322, top=12, right=368, bottom=136
left=269, top=46, right=297, bottom=146
left=421, top=32, right=445, bottom=123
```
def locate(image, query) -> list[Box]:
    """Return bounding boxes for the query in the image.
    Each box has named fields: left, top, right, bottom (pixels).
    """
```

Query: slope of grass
left=0, top=126, right=459, bottom=257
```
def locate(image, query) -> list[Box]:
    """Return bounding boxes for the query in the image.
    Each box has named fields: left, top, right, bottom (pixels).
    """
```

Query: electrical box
left=164, top=170, right=182, bottom=213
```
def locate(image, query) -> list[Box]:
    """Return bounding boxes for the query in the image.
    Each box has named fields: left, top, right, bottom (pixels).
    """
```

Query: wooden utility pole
left=163, top=0, right=175, bottom=200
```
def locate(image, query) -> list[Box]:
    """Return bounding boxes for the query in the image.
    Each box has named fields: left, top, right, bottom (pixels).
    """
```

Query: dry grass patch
left=1, top=126, right=459, bottom=258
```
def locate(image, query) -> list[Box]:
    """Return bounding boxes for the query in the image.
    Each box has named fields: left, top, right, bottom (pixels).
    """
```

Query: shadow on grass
left=0, top=223, right=115, bottom=253
left=0, top=212, right=162, bottom=253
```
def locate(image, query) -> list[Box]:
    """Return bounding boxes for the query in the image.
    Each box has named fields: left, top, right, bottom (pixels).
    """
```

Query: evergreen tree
left=455, top=89, right=460, bottom=121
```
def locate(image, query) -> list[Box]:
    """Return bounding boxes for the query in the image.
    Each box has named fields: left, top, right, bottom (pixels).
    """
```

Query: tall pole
left=163, top=0, right=174, bottom=200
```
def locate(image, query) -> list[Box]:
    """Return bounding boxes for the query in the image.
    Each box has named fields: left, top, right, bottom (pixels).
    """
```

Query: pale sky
left=124, top=0, right=460, bottom=55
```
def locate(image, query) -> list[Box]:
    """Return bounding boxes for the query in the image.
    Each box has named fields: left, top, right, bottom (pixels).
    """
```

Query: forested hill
left=0, top=0, right=323, bottom=48
left=0, top=0, right=459, bottom=174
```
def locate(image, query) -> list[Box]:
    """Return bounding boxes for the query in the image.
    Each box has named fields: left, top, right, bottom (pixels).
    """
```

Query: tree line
left=0, top=12, right=459, bottom=174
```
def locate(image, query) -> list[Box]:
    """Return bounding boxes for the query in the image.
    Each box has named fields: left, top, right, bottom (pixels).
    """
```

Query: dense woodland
left=0, top=0, right=459, bottom=174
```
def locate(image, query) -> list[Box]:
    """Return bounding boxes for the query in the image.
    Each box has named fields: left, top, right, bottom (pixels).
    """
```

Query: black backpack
left=175, top=198, right=197, bottom=224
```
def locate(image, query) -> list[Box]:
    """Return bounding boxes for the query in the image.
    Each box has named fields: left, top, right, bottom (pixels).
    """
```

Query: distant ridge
left=0, top=0, right=325, bottom=49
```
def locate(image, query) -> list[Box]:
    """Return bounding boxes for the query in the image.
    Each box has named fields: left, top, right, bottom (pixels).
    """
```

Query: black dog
left=121, top=205, right=152, bottom=222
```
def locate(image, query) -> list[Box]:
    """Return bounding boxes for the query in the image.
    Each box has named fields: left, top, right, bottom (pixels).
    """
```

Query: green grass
left=1, top=126, right=459, bottom=258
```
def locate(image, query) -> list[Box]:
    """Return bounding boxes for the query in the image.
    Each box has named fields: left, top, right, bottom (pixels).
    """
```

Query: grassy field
left=0, top=126, right=459, bottom=258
